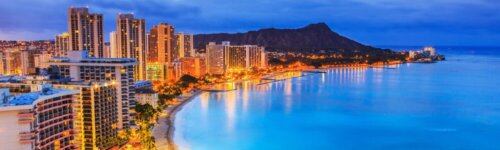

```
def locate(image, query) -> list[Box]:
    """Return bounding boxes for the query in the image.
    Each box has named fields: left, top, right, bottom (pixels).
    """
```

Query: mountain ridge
left=194, top=22, right=385, bottom=53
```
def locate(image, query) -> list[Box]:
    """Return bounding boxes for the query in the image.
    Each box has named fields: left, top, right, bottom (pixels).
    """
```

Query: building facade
left=54, top=83, right=119, bottom=150
left=180, top=57, right=206, bottom=78
left=0, top=50, right=22, bottom=75
left=205, top=42, right=225, bottom=75
left=116, top=14, right=147, bottom=81
left=224, top=44, right=266, bottom=72
left=34, top=51, right=53, bottom=69
left=175, top=32, right=194, bottom=58
left=148, top=23, right=176, bottom=64
left=206, top=41, right=267, bottom=74
left=167, top=61, right=182, bottom=81
left=20, top=50, right=35, bottom=76
left=110, top=31, right=117, bottom=58
left=68, top=7, right=104, bottom=58
left=0, top=84, right=81, bottom=150
left=135, top=89, right=158, bottom=108
left=47, top=51, right=137, bottom=129
left=55, top=32, right=70, bottom=57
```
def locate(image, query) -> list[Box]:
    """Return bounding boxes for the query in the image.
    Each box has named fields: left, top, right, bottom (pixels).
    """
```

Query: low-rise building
left=135, top=88, right=158, bottom=108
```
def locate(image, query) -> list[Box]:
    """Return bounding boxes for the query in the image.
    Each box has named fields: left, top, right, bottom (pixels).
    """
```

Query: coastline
left=155, top=61, right=424, bottom=149
left=153, top=91, right=203, bottom=150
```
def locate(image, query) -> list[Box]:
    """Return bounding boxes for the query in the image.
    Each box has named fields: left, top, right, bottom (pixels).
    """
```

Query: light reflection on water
left=175, top=50, right=500, bottom=150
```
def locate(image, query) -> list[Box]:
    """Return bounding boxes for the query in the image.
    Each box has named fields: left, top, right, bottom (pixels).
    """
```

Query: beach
left=153, top=91, right=202, bottom=150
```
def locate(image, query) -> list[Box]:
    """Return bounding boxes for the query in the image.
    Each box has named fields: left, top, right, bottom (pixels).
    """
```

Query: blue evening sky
left=0, top=0, right=499, bottom=46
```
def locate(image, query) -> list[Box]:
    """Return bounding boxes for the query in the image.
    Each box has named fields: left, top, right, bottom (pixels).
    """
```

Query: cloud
left=0, top=0, right=499, bottom=46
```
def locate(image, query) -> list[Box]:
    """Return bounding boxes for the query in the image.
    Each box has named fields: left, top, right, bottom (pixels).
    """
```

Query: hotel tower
left=68, top=7, right=104, bottom=57
left=0, top=84, right=81, bottom=150
left=175, top=32, right=195, bottom=58
left=55, top=32, right=70, bottom=57
left=147, top=23, right=177, bottom=81
left=47, top=51, right=138, bottom=129
left=116, top=14, right=147, bottom=81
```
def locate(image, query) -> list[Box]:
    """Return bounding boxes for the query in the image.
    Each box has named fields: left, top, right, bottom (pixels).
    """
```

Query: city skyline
left=0, top=0, right=499, bottom=46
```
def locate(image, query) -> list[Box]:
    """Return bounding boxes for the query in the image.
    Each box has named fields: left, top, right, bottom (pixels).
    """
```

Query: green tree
left=135, top=103, right=157, bottom=123
left=178, top=74, right=198, bottom=88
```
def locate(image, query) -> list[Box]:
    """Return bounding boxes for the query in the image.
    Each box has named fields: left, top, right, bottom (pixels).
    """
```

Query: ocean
left=173, top=46, right=500, bottom=150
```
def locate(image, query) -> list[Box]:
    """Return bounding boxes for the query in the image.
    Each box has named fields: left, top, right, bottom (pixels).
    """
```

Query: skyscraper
left=175, top=32, right=194, bottom=58
left=148, top=23, right=176, bottom=64
left=116, top=14, right=147, bottom=81
left=55, top=32, right=70, bottom=57
left=110, top=31, right=117, bottom=58
left=47, top=51, right=137, bottom=129
left=68, top=7, right=104, bottom=57
left=206, top=41, right=267, bottom=74
left=224, top=44, right=267, bottom=72
left=206, top=42, right=225, bottom=75
left=54, top=82, right=119, bottom=150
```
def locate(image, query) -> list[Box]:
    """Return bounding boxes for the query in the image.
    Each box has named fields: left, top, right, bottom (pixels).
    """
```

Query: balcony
left=18, top=131, right=35, bottom=138
left=19, top=137, right=35, bottom=144
left=18, top=118, right=34, bottom=124
left=17, top=112, right=33, bottom=117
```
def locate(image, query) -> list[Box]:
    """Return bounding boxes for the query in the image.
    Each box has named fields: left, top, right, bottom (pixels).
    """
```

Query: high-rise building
left=0, top=84, right=81, bottom=150
left=110, top=31, right=118, bottom=58
left=224, top=44, right=266, bottom=72
left=116, top=14, right=147, bottom=81
left=54, top=82, right=119, bottom=150
left=20, top=50, right=35, bottom=75
left=180, top=57, right=206, bottom=78
left=147, top=23, right=177, bottom=81
left=205, top=41, right=267, bottom=74
left=206, top=42, right=225, bottom=75
left=55, top=32, right=70, bottom=57
left=103, top=42, right=111, bottom=58
left=175, top=32, right=194, bottom=58
left=68, top=7, right=104, bottom=57
left=47, top=51, right=137, bottom=129
left=148, top=23, right=176, bottom=64
left=0, top=50, right=22, bottom=75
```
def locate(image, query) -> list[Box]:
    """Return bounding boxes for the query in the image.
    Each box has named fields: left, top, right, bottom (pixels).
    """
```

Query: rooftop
left=48, top=51, right=137, bottom=65
left=1, top=88, right=78, bottom=107
left=135, top=88, right=157, bottom=94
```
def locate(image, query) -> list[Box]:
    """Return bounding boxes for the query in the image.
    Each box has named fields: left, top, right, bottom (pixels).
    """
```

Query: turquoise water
left=174, top=47, right=500, bottom=150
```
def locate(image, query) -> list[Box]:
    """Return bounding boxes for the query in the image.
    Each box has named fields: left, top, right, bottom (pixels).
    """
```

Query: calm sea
left=174, top=46, right=500, bottom=150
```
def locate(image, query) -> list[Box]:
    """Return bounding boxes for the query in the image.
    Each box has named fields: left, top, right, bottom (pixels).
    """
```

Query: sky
left=0, top=0, right=499, bottom=46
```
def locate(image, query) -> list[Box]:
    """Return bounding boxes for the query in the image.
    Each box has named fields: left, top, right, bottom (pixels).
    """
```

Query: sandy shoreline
left=153, top=91, right=203, bottom=150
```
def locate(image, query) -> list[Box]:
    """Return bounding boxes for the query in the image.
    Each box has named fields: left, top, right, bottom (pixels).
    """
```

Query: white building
left=424, top=46, right=436, bottom=56
left=0, top=84, right=80, bottom=150
left=46, top=50, right=138, bottom=129
left=135, top=88, right=158, bottom=108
